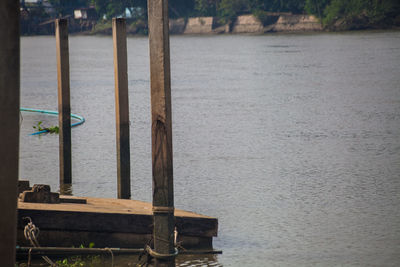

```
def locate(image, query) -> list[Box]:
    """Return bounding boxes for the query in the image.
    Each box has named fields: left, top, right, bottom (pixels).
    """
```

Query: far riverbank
left=90, top=14, right=323, bottom=35
left=21, top=13, right=399, bottom=36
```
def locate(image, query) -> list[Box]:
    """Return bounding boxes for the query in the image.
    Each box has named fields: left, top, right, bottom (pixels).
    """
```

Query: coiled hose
left=20, top=107, right=85, bottom=135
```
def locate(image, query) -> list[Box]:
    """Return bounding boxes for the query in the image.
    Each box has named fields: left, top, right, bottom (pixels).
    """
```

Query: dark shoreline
left=21, top=14, right=400, bottom=37
left=21, top=27, right=400, bottom=37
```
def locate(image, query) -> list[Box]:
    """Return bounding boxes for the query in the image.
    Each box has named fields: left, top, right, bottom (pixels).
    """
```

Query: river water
left=20, top=31, right=400, bottom=266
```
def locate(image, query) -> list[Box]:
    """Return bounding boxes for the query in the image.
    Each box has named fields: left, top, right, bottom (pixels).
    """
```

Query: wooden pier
left=1, top=1, right=219, bottom=265
left=17, top=195, right=218, bottom=250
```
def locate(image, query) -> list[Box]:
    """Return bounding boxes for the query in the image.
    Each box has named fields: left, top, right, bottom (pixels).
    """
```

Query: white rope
left=23, top=217, right=57, bottom=266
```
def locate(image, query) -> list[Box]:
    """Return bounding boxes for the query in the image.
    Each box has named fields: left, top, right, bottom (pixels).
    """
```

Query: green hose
left=20, top=107, right=85, bottom=136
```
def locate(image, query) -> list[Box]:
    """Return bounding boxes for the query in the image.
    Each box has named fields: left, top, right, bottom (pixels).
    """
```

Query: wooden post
left=55, top=19, right=72, bottom=185
left=0, top=0, right=20, bottom=265
left=147, top=0, right=175, bottom=266
left=112, top=18, right=131, bottom=199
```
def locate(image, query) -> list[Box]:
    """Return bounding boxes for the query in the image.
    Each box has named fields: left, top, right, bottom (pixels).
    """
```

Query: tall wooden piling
left=0, top=0, right=20, bottom=265
left=112, top=18, right=131, bottom=199
left=148, top=0, right=175, bottom=266
left=56, top=19, right=72, bottom=185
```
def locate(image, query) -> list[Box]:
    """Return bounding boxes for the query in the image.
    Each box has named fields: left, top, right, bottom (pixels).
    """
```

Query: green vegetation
left=55, top=243, right=101, bottom=267
left=33, top=121, right=59, bottom=134
left=48, top=0, right=89, bottom=17
left=306, top=0, right=400, bottom=29
left=56, top=255, right=101, bottom=267
left=21, top=0, right=400, bottom=35
left=253, top=10, right=280, bottom=26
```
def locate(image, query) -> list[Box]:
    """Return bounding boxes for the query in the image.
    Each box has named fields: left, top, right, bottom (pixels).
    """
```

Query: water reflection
left=176, top=254, right=222, bottom=267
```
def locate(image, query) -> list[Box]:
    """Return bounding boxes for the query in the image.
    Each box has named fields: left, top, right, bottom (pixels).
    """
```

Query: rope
left=137, top=206, right=178, bottom=264
left=145, top=246, right=178, bottom=260
left=136, top=236, right=153, bottom=267
left=135, top=227, right=180, bottom=266
left=23, top=217, right=57, bottom=266
left=28, top=248, right=32, bottom=267
left=20, top=107, right=85, bottom=135
left=174, top=227, right=186, bottom=252
left=104, top=247, right=114, bottom=267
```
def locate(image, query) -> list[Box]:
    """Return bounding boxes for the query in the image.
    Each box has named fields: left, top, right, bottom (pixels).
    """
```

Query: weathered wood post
left=0, top=0, right=20, bottom=265
left=112, top=18, right=131, bottom=199
left=148, top=0, right=176, bottom=266
left=55, top=19, right=72, bottom=185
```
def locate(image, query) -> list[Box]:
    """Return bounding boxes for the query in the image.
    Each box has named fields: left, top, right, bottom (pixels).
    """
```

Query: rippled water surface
left=20, top=31, right=400, bottom=266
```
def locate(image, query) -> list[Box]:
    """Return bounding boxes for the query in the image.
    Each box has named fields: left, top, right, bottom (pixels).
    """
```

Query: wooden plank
left=112, top=18, right=131, bottom=199
left=175, top=216, right=218, bottom=237
left=55, top=19, right=72, bottom=185
left=18, top=197, right=215, bottom=219
left=0, top=1, right=20, bottom=265
left=59, top=195, right=87, bottom=204
left=17, top=198, right=218, bottom=237
left=17, top=229, right=152, bottom=249
left=17, top=209, right=218, bottom=237
left=17, top=209, right=153, bottom=234
left=148, top=0, right=175, bottom=265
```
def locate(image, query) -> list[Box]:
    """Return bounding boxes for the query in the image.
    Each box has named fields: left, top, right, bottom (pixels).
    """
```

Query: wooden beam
left=55, top=19, right=72, bottom=185
left=147, top=0, right=175, bottom=266
left=0, top=0, right=20, bottom=265
left=112, top=18, right=131, bottom=199
left=17, top=208, right=218, bottom=237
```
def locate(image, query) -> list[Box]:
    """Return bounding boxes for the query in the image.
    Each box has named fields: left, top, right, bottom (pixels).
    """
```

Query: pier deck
left=17, top=196, right=218, bottom=249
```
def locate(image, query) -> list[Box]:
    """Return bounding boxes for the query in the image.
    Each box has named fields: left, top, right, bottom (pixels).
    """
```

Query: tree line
left=29, top=0, right=400, bottom=29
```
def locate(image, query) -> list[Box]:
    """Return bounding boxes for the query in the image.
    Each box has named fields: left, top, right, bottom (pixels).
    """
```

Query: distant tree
left=90, top=0, right=107, bottom=18
left=285, top=0, right=306, bottom=13
left=91, top=0, right=147, bottom=19
left=49, top=0, right=89, bottom=17
left=169, top=0, right=196, bottom=18
left=125, top=0, right=147, bottom=18
left=56, top=0, right=399, bottom=30
left=217, top=0, right=251, bottom=22
left=317, top=0, right=400, bottom=27
left=305, top=0, right=330, bottom=18
left=195, top=0, right=220, bottom=16
left=216, top=0, right=306, bottom=22
left=106, top=0, right=125, bottom=18
left=253, top=0, right=305, bottom=13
